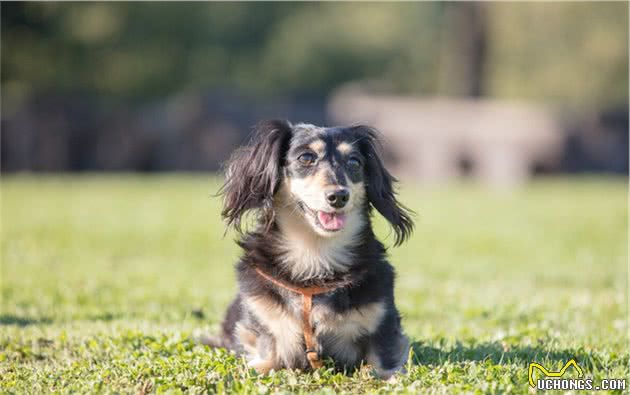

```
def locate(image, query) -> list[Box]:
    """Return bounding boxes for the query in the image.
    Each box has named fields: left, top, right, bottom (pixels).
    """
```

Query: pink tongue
left=317, top=211, right=347, bottom=230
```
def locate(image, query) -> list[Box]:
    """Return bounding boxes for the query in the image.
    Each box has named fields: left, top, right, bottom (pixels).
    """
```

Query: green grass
left=1, top=175, right=627, bottom=394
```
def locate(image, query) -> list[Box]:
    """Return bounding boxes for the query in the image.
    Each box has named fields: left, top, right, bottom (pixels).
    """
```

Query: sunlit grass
left=1, top=175, right=627, bottom=394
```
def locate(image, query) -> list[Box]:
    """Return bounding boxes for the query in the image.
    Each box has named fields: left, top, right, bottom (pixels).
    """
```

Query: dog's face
left=221, top=120, right=413, bottom=246
left=281, top=125, right=367, bottom=237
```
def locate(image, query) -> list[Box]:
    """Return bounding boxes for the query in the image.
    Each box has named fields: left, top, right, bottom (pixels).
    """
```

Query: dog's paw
left=384, top=373, right=400, bottom=384
left=373, top=365, right=406, bottom=382
left=248, top=357, right=275, bottom=375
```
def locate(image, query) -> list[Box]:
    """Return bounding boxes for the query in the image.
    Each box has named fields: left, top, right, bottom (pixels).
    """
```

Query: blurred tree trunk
left=438, top=3, right=488, bottom=97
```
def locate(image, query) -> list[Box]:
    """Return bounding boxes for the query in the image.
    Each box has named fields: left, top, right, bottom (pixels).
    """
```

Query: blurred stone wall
left=1, top=92, right=327, bottom=172
left=1, top=89, right=627, bottom=183
left=328, top=87, right=628, bottom=186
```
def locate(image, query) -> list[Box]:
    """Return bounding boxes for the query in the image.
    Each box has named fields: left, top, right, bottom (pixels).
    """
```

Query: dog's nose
left=325, top=188, right=350, bottom=209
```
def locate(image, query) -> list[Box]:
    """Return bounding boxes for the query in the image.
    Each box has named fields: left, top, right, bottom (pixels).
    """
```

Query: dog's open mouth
left=316, top=211, right=346, bottom=231
left=297, top=201, right=346, bottom=232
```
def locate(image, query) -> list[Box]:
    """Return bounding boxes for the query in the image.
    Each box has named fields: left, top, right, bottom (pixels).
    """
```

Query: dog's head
left=220, top=120, right=413, bottom=245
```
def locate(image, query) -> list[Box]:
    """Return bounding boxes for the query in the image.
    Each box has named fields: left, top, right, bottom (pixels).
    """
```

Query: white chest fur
left=277, top=237, right=353, bottom=281
left=274, top=211, right=364, bottom=281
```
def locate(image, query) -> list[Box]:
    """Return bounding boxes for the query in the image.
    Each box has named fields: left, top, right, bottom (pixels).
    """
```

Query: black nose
left=325, top=188, right=350, bottom=208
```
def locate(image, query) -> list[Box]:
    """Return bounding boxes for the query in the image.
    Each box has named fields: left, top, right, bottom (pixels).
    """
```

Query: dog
left=209, top=120, right=414, bottom=379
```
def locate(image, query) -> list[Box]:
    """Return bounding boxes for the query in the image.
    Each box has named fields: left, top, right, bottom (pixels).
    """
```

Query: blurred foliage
left=1, top=2, right=628, bottom=107
left=486, top=3, right=628, bottom=108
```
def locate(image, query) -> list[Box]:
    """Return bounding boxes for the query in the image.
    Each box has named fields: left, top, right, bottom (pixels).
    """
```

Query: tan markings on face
left=245, top=295, right=303, bottom=367
left=312, top=167, right=331, bottom=189
left=287, top=169, right=330, bottom=210
left=336, top=142, right=353, bottom=155
left=308, top=139, right=326, bottom=155
left=304, top=165, right=366, bottom=212
left=348, top=180, right=365, bottom=207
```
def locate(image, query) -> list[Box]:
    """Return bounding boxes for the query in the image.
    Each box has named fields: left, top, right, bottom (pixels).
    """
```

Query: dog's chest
left=279, top=241, right=353, bottom=281
left=311, top=297, right=385, bottom=339
left=248, top=290, right=385, bottom=366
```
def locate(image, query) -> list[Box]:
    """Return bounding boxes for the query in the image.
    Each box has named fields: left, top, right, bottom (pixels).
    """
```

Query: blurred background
left=1, top=2, right=628, bottom=186
left=2, top=4, right=628, bottom=391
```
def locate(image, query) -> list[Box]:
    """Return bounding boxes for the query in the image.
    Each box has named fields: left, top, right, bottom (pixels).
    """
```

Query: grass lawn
left=1, top=175, right=627, bottom=394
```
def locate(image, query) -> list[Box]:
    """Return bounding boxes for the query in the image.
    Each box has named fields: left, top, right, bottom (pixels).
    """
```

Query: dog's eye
left=297, top=152, right=316, bottom=165
left=347, top=156, right=362, bottom=169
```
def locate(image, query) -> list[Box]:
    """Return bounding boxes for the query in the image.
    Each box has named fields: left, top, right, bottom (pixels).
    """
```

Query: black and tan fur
left=210, top=120, right=414, bottom=378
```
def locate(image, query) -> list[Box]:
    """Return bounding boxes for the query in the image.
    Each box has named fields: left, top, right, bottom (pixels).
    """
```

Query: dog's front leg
left=366, top=307, right=410, bottom=380
left=247, top=334, right=278, bottom=374
left=235, top=323, right=279, bottom=374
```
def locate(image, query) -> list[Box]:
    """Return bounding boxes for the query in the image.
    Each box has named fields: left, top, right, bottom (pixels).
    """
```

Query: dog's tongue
left=317, top=211, right=346, bottom=231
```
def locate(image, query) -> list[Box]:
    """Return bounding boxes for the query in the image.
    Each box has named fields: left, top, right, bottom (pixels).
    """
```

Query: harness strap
left=254, top=267, right=338, bottom=369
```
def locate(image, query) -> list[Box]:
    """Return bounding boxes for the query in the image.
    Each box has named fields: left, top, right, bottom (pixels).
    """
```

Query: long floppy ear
left=219, top=119, right=293, bottom=233
left=355, top=126, right=414, bottom=246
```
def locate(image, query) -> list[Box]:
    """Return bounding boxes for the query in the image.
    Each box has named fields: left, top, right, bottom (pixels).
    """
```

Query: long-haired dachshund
left=209, top=120, right=414, bottom=379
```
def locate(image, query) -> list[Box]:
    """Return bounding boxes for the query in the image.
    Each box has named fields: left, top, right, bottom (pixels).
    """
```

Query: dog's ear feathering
left=219, top=119, right=293, bottom=233
left=353, top=125, right=415, bottom=246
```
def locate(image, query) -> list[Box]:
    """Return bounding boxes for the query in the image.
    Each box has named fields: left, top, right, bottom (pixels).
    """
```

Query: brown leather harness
left=254, top=267, right=341, bottom=369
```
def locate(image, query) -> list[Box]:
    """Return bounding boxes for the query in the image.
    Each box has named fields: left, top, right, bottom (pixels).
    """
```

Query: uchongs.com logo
left=528, top=359, right=626, bottom=391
